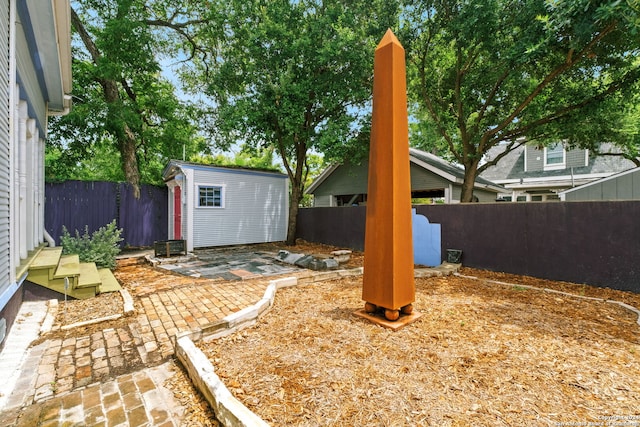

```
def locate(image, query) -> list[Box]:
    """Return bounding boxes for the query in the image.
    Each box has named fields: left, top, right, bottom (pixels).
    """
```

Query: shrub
left=60, top=220, right=123, bottom=269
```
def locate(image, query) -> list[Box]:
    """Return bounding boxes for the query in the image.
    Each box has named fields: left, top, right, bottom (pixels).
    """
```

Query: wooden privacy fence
left=45, top=182, right=640, bottom=293
left=296, top=201, right=640, bottom=293
left=45, top=181, right=168, bottom=248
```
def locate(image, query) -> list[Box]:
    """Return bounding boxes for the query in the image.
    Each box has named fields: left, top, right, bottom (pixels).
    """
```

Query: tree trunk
left=121, top=125, right=141, bottom=199
left=460, top=161, right=480, bottom=202
left=283, top=136, right=308, bottom=246
left=71, top=7, right=141, bottom=198
left=286, top=184, right=301, bottom=245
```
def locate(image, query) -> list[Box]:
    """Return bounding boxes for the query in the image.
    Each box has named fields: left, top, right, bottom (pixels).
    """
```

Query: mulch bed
left=199, top=273, right=640, bottom=426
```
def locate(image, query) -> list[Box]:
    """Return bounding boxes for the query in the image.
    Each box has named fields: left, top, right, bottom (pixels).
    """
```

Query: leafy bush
left=60, top=220, right=123, bottom=269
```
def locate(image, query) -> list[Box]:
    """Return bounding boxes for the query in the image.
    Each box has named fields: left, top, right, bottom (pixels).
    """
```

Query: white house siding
left=15, top=25, right=47, bottom=261
left=1, top=0, right=71, bottom=348
left=190, top=167, right=288, bottom=248
left=167, top=184, right=175, bottom=238
left=0, top=0, right=11, bottom=303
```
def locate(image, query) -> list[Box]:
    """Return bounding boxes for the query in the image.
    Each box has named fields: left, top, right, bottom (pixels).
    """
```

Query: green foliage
left=190, top=145, right=283, bottom=173
left=194, top=0, right=395, bottom=162
left=60, top=220, right=123, bottom=269
left=299, top=153, right=325, bottom=208
left=403, top=0, right=640, bottom=201
left=180, top=0, right=400, bottom=242
left=48, top=0, right=640, bottom=212
left=45, top=141, right=126, bottom=183
left=47, top=0, right=208, bottom=187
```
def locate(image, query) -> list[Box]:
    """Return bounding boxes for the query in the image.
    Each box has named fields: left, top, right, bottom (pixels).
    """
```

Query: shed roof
left=163, top=160, right=288, bottom=182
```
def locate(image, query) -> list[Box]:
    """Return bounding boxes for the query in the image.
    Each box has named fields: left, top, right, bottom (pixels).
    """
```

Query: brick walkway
left=0, top=262, right=272, bottom=427
left=5, top=364, right=184, bottom=427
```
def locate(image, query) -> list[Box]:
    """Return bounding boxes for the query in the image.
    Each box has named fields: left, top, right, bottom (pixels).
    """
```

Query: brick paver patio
left=0, top=257, right=273, bottom=427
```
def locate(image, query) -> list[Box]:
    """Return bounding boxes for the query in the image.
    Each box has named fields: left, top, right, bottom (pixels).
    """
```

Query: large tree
left=181, top=0, right=399, bottom=244
left=48, top=0, right=210, bottom=193
left=403, top=0, right=640, bottom=202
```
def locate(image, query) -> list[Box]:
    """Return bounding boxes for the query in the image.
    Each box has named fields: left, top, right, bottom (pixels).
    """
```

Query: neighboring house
left=560, top=166, right=640, bottom=201
left=163, top=160, right=289, bottom=252
left=306, top=147, right=504, bottom=206
left=480, top=143, right=636, bottom=201
left=0, top=1, right=72, bottom=348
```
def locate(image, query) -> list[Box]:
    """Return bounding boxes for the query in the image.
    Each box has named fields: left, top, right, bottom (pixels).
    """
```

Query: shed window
left=198, top=185, right=224, bottom=208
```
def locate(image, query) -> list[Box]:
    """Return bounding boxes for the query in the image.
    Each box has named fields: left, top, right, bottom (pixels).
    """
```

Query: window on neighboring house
left=544, top=143, right=565, bottom=170
left=198, top=185, right=224, bottom=208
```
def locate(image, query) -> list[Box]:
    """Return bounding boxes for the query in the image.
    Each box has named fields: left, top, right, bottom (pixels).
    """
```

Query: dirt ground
left=50, top=241, right=640, bottom=426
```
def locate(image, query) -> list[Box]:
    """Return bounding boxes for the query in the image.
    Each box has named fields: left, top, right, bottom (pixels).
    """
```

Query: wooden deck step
left=98, top=268, right=122, bottom=293
left=30, top=247, right=63, bottom=269
left=77, top=262, right=101, bottom=289
left=54, top=254, right=80, bottom=279
left=30, top=247, right=63, bottom=279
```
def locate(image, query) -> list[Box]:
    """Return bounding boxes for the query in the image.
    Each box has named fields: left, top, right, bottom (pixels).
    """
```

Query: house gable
left=525, top=145, right=588, bottom=173
left=306, top=161, right=369, bottom=198
left=307, top=148, right=504, bottom=206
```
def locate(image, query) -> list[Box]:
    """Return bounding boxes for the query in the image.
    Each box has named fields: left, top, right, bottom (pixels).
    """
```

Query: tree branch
left=417, top=46, right=461, bottom=164
left=476, top=138, right=525, bottom=175
left=70, top=7, right=101, bottom=64
left=488, top=21, right=619, bottom=139
left=144, top=18, right=210, bottom=62
left=497, top=66, right=640, bottom=142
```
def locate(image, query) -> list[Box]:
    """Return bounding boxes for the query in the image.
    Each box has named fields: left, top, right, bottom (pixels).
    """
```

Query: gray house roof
left=307, top=148, right=505, bottom=195
left=409, top=148, right=504, bottom=190
left=481, top=143, right=635, bottom=182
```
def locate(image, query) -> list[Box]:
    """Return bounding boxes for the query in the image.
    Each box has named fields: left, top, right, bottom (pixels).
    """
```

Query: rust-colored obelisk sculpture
left=354, top=29, right=421, bottom=330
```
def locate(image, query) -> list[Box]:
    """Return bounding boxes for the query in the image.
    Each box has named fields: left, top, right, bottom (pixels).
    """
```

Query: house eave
left=409, top=154, right=459, bottom=183
left=22, top=0, right=72, bottom=114
left=305, top=163, right=340, bottom=194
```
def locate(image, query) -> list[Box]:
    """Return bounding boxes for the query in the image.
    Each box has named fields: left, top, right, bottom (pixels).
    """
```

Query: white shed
left=163, top=161, right=289, bottom=251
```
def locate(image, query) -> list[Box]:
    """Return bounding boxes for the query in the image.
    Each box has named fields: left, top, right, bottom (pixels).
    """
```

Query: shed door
left=173, top=186, right=182, bottom=239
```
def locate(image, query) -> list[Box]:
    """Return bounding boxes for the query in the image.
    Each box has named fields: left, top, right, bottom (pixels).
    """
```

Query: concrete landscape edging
left=174, top=272, right=361, bottom=426
left=176, top=335, right=270, bottom=427
left=455, top=273, right=640, bottom=326
left=174, top=275, right=305, bottom=427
